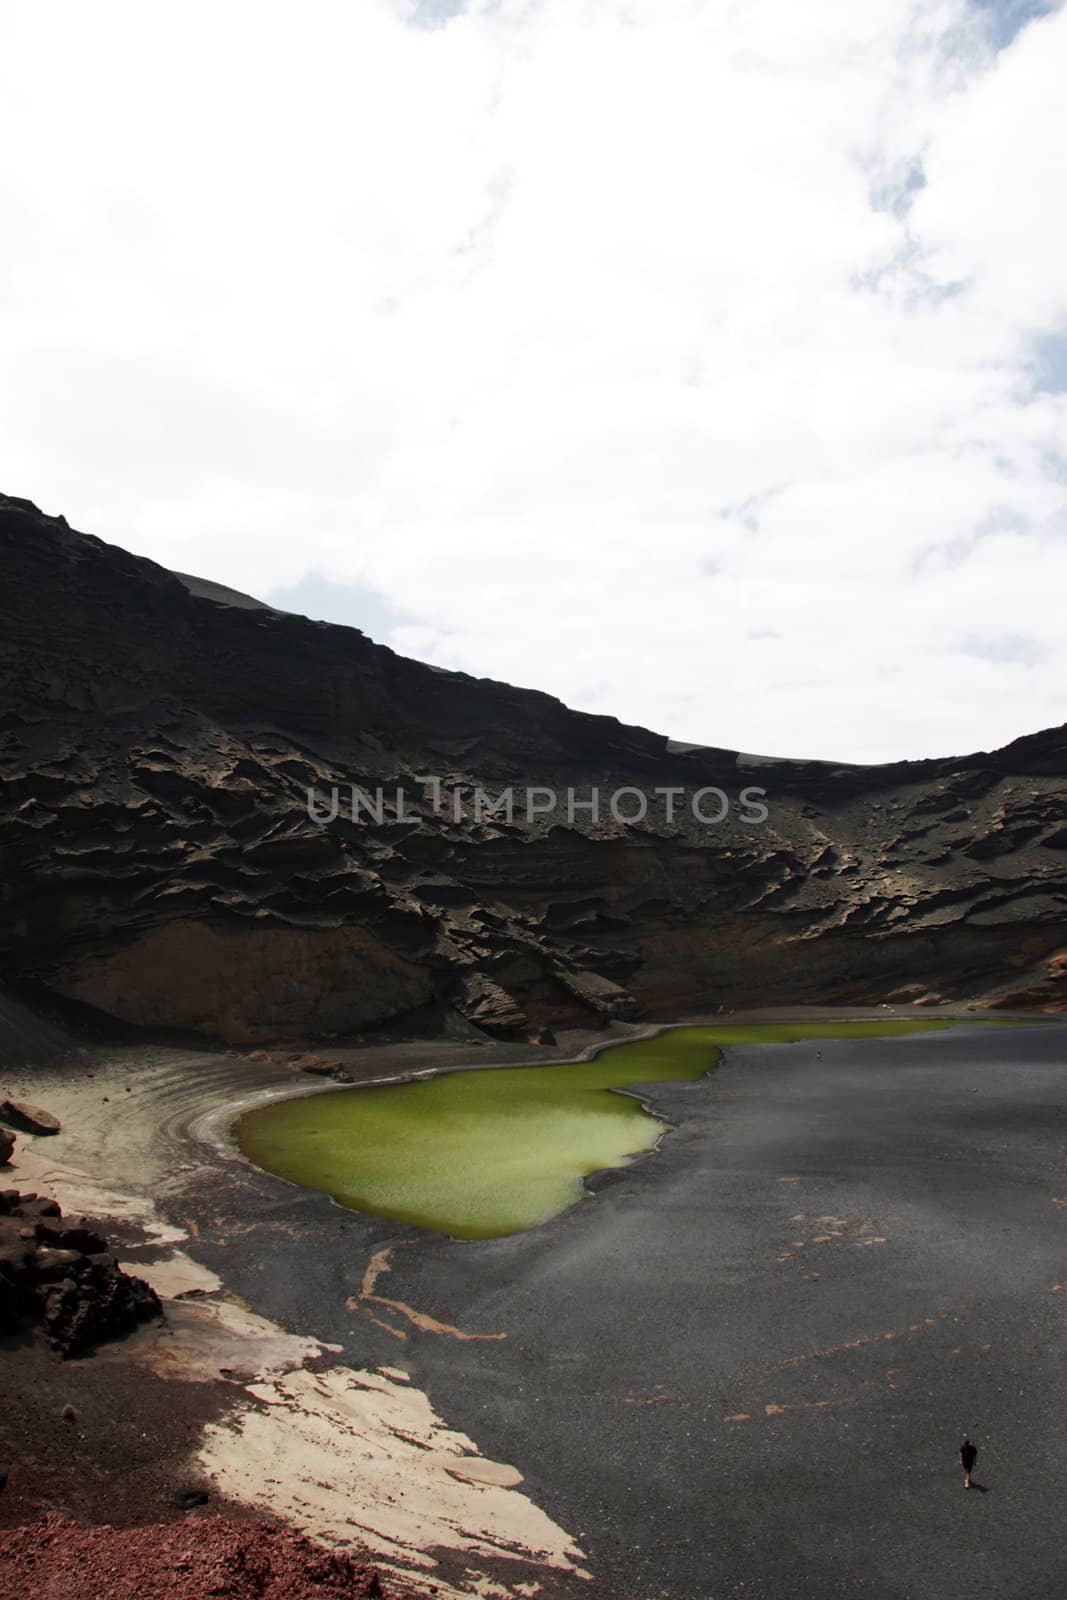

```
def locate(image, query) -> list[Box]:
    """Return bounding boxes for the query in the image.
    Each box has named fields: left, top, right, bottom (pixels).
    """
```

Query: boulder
left=0, top=1237, right=36, bottom=1288
left=35, top=1217, right=108, bottom=1254
left=38, top=1259, right=161, bottom=1357
left=0, top=1190, right=161, bottom=1356
left=34, top=1247, right=85, bottom=1279
left=0, top=1100, right=61, bottom=1136
left=0, top=1128, right=13, bottom=1165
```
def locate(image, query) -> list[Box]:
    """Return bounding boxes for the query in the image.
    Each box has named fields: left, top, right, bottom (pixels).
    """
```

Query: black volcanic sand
left=175, top=1022, right=1067, bottom=1600
left=0, top=1337, right=240, bottom=1530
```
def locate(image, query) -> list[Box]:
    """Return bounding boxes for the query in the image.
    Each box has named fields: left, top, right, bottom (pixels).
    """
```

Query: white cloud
left=1, top=0, right=1065, bottom=761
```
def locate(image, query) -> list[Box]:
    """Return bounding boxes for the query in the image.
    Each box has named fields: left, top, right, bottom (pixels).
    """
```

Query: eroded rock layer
left=2, top=493, right=1066, bottom=1041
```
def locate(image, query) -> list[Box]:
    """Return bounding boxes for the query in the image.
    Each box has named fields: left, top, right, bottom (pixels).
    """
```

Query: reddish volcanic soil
left=0, top=1322, right=411, bottom=1599
left=0, top=1336, right=415, bottom=1600
left=0, top=1513, right=410, bottom=1600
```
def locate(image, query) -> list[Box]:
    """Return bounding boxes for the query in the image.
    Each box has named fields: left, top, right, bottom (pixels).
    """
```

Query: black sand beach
left=172, top=1019, right=1067, bottom=1600
left=5, top=1014, right=1064, bottom=1597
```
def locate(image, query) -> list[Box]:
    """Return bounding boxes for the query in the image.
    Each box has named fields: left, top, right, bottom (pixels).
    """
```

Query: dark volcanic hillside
left=2, top=492, right=1066, bottom=1043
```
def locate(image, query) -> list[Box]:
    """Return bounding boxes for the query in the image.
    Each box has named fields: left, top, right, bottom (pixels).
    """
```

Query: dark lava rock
left=18, top=1195, right=63, bottom=1218
left=38, top=1260, right=160, bottom=1358
left=35, top=1217, right=108, bottom=1253
left=1, top=1099, right=61, bottom=1136
left=0, top=1189, right=161, bottom=1357
left=35, top=1247, right=85, bottom=1278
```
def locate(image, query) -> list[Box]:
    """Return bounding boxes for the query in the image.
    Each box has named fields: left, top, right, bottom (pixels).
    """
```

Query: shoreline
left=211, top=1007, right=1046, bottom=1245
left=1, top=1000, right=1051, bottom=1596
left=189, top=1001, right=1047, bottom=1202
left=2, top=1022, right=609, bottom=1598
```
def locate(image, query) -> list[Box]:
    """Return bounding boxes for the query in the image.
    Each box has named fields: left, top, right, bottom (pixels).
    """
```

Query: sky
left=1, top=0, right=1065, bottom=764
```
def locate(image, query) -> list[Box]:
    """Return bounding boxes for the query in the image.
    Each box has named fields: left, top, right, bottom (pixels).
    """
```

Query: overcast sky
left=2, top=0, right=1065, bottom=763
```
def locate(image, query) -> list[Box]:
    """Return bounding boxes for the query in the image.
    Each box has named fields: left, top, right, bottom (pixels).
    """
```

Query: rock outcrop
left=0, top=1189, right=161, bottom=1356
left=1, top=1099, right=61, bottom=1136
left=2, top=492, right=1066, bottom=1042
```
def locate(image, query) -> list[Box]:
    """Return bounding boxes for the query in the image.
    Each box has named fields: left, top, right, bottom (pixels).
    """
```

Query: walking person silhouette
left=959, top=1437, right=977, bottom=1489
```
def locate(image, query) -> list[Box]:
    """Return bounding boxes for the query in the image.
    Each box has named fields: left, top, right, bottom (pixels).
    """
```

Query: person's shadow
left=968, top=1481, right=991, bottom=1494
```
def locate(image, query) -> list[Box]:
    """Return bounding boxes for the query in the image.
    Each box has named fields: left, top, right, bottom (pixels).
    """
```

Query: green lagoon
left=237, top=1019, right=1021, bottom=1239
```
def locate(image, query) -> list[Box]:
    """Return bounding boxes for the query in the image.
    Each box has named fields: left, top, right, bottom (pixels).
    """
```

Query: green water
left=237, top=1019, right=1020, bottom=1240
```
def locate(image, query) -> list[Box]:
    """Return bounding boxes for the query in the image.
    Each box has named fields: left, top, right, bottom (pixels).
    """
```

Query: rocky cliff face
left=2, top=492, right=1065, bottom=1043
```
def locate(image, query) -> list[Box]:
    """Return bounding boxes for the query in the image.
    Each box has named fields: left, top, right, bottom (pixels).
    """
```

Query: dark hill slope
left=2, top=493, right=1065, bottom=1042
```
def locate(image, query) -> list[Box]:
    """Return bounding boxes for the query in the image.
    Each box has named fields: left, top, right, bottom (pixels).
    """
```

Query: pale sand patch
left=133, top=1295, right=331, bottom=1384
left=10, top=1146, right=186, bottom=1245
left=197, top=1366, right=590, bottom=1594
left=118, top=1249, right=223, bottom=1299
left=9, top=1144, right=586, bottom=1596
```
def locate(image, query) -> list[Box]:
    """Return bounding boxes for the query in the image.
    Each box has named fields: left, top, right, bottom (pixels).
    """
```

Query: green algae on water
left=237, top=1019, right=1021, bottom=1240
